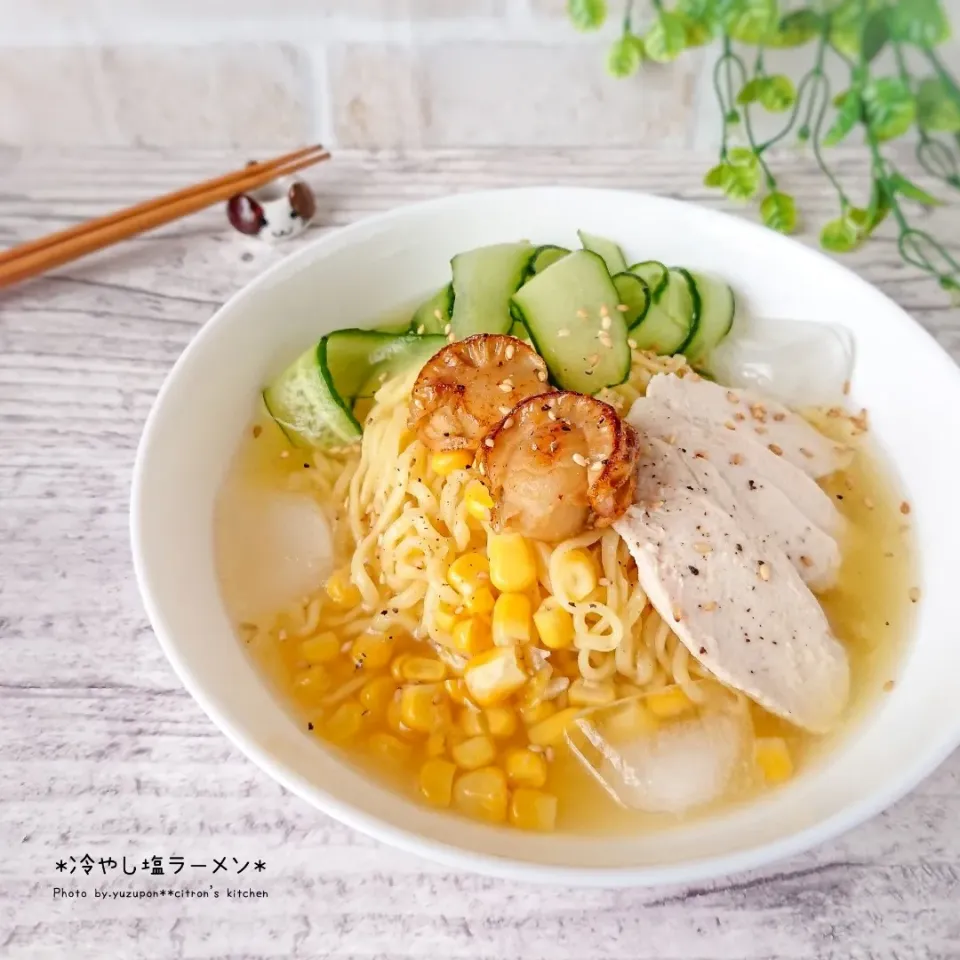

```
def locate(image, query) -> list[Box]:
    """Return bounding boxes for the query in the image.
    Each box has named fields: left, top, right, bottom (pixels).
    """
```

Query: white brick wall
left=0, top=0, right=957, bottom=149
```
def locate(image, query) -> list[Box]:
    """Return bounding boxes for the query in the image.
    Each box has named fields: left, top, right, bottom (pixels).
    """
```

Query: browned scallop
left=408, top=334, right=551, bottom=451
left=476, top=392, right=641, bottom=542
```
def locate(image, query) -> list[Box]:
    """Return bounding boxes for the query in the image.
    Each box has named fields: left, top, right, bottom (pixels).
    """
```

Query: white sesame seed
left=503, top=417, right=515, bottom=429
left=616, top=303, right=629, bottom=312
left=537, top=371, right=548, bottom=382
left=498, top=379, right=514, bottom=392
left=505, top=344, right=515, bottom=359
left=434, top=309, right=443, bottom=320
left=601, top=315, right=612, bottom=330
left=484, top=438, right=494, bottom=448
left=531, top=443, right=539, bottom=451
left=557, top=328, right=570, bottom=338
left=588, top=354, right=600, bottom=367
left=572, top=452, right=588, bottom=466
left=627, top=338, right=638, bottom=349
left=499, top=405, right=512, bottom=415
left=478, top=462, right=486, bottom=475
left=599, top=304, right=609, bottom=317
left=599, top=333, right=612, bottom=348
left=280, top=450, right=289, bottom=459
left=416, top=324, right=426, bottom=335
left=758, top=562, right=771, bottom=581
left=576, top=309, right=588, bottom=319
left=694, top=542, right=712, bottom=554
left=443, top=323, right=451, bottom=335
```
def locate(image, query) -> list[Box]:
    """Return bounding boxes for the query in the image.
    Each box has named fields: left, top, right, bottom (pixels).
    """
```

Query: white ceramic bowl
left=132, top=187, right=960, bottom=886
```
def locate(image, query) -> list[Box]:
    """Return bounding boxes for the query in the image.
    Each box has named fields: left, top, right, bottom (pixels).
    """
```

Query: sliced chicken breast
left=614, top=437, right=850, bottom=733
left=628, top=399, right=843, bottom=591
left=647, top=373, right=852, bottom=479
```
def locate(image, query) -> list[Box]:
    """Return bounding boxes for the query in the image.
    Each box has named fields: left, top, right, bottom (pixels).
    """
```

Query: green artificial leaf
left=820, top=215, right=861, bottom=253
left=823, top=91, right=862, bottom=146
left=864, top=178, right=892, bottom=233
left=767, top=8, right=821, bottom=47
left=737, top=78, right=765, bottom=105
left=726, top=108, right=741, bottom=125
left=940, top=276, right=960, bottom=305
left=607, top=33, right=643, bottom=78
left=890, top=172, right=943, bottom=206
left=677, top=0, right=718, bottom=44
left=567, top=0, right=607, bottom=31
left=723, top=148, right=761, bottom=200
left=861, top=9, right=890, bottom=62
left=759, top=75, right=796, bottom=111
left=917, top=78, right=960, bottom=133
left=832, top=89, right=849, bottom=108
left=704, top=164, right=729, bottom=188
left=862, top=77, right=916, bottom=141
left=830, top=0, right=883, bottom=58
left=715, top=0, right=780, bottom=44
left=644, top=11, right=688, bottom=62
left=760, top=191, right=798, bottom=233
left=888, top=0, right=950, bottom=47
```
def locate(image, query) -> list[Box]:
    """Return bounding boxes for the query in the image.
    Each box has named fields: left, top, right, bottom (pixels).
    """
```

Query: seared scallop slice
left=476, top=391, right=641, bottom=542
left=409, top=334, right=550, bottom=452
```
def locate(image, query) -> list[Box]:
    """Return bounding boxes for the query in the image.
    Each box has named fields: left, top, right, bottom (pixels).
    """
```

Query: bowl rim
left=131, top=185, right=960, bottom=886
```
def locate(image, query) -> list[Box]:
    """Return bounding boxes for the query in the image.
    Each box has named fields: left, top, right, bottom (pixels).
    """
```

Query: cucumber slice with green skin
left=682, top=272, right=736, bottom=367
left=578, top=230, right=628, bottom=275
left=508, top=319, right=533, bottom=344
left=450, top=242, right=534, bottom=338
left=511, top=250, right=630, bottom=393
left=263, top=340, right=361, bottom=449
left=529, top=244, right=570, bottom=275
left=630, top=267, right=701, bottom=356
left=612, top=272, right=651, bottom=329
left=629, top=260, right=669, bottom=299
left=410, top=284, right=453, bottom=335
left=352, top=333, right=447, bottom=398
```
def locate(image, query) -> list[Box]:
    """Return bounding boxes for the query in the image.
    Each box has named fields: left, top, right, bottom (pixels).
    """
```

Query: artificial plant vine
left=567, top=0, right=960, bottom=299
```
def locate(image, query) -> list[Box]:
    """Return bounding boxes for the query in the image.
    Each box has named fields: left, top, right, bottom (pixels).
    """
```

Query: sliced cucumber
left=511, top=250, right=630, bottom=393
left=263, top=340, right=361, bottom=449
left=508, top=319, right=533, bottom=344
left=629, top=260, right=669, bottom=299
left=410, top=284, right=453, bottom=335
left=353, top=333, right=446, bottom=398
left=450, top=242, right=534, bottom=339
left=578, top=230, right=628, bottom=275
left=612, top=272, right=651, bottom=329
left=373, top=317, right=412, bottom=335
left=682, top=272, right=736, bottom=367
left=630, top=267, right=701, bottom=356
left=530, top=244, right=570, bottom=275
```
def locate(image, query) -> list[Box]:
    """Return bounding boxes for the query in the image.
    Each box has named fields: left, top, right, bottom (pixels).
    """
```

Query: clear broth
left=215, top=407, right=916, bottom=834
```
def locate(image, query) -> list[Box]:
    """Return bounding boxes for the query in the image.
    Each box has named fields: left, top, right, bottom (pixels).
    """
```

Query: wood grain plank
left=1, top=147, right=958, bottom=960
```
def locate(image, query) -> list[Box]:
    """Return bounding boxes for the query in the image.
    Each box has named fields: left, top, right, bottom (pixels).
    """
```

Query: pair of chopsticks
left=0, top=144, right=330, bottom=291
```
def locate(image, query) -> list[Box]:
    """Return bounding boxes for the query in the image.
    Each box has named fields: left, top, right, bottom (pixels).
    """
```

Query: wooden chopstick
left=0, top=145, right=330, bottom=291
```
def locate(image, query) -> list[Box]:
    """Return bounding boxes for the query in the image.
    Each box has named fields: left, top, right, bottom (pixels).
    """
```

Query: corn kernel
left=448, top=552, right=490, bottom=597
left=568, top=679, right=617, bottom=708
left=325, top=568, right=362, bottom=608
left=755, top=737, right=794, bottom=784
left=386, top=697, right=409, bottom=737
left=425, top=731, right=447, bottom=757
left=452, top=735, right=497, bottom=770
left=399, top=683, right=450, bottom=734
left=430, top=450, right=473, bottom=477
left=464, top=585, right=496, bottom=617
left=528, top=707, right=581, bottom=747
left=459, top=707, right=488, bottom=737
left=300, top=631, right=341, bottom=664
left=488, top=534, right=537, bottom=593
left=509, top=788, right=558, bottom=831
left=351, top=633, right=395, bottom=671
left=464, top=479, right=495, bottom=522
left=452, top=617, right=493, bottom=657
left=401, top=656, right=447, bottom=683
left=434, top=604, right=459, bottom=633
left=554, top=548, right=597, bottom=602
left=533, top=602, right=574, bottom=650
left=603, top=700, right=658, bottom=742
left=419, top=758, right=457, bottom=807
left=453, top=767, right=508, bottom=823
left=444, top=677, right=468, bottom=704
left=367, top=731, right=412, bottom=765
left=504, top=747, right=548, bottom=788
left=463, top=646, right=527, bottom=707
left=484, top=705, right=517, bottom=739
left=390, top=654, right=411, bottom=681
left=359, top=675, right=398, bottom=717
left=293, top=664, right=331, bottom=699
left=324, top=701, right=364, bottom=742
left=492, top=592, right=532, bottom=647
left=519, top=700, right=555, bottom=726
left=646, top=686, right=694, bottom=719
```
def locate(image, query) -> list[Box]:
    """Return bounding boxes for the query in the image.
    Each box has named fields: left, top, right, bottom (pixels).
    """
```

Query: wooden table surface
left=2, top=147, right=959, bottom=960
